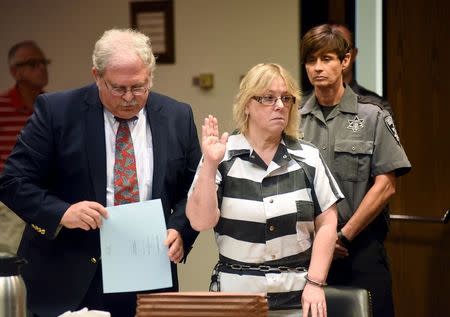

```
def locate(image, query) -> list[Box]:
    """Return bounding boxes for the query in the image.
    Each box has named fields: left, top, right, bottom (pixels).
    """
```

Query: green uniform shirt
left=300, top=86, right=411, bottom=227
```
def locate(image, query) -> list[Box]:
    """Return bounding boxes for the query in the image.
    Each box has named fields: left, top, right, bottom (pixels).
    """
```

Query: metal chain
left=223, top=262, right=307, bottom=273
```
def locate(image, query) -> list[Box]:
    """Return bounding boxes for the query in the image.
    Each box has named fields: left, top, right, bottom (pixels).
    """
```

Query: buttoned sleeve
left=372, top=110, right=411, bottom=177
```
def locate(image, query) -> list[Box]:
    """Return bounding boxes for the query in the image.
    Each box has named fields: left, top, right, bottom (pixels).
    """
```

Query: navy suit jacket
left=0, top=84, right=201, bottom=316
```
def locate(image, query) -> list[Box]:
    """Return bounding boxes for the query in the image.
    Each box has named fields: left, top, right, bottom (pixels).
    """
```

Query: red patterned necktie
left=114, top=117, right=140, bottom=205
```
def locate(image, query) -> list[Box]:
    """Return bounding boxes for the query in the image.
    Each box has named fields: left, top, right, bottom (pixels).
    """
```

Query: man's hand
left=60, top=201, right=108, bottom=231
left=334, top=240, right=349, bottom=258
left=164, top=228, right=184, bottom=263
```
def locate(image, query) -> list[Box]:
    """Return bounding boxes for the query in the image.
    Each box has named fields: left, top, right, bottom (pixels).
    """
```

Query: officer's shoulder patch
left=384, top=115, right=400, bottom=144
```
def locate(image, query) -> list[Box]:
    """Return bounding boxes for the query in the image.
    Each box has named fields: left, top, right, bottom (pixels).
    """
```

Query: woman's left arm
left=301, top=204, right=338, bottom=317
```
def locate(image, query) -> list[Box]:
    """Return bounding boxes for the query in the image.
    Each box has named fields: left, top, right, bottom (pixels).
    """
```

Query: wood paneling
left=385, top=0, right=450, bottom=316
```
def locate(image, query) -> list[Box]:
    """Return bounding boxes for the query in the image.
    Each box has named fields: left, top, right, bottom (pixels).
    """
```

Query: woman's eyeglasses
left=252, top=95, right=296, bottom=107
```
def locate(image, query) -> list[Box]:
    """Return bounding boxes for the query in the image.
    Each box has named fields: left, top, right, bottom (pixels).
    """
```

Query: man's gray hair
left=92, top=28, right=156, bottom=86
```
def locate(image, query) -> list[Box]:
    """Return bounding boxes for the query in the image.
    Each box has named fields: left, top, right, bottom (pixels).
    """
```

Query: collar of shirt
left=103, top=108, right=145, bottom=131
left=226, top=133, right=297, bottom=167
left=300, top=84, right=359, bottom=116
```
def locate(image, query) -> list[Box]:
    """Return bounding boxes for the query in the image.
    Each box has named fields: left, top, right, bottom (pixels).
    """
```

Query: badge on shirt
left=347, top=115, right=365, bottom=132
left=384, top=115, right=400, bottom=144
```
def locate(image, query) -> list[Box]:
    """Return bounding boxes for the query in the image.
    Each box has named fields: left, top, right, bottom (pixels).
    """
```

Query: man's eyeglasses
left=252, top=95, right=296, bottom=107
left=103, top=79, right=148, bottom=97
left=14, top=59, right=51, bottom=68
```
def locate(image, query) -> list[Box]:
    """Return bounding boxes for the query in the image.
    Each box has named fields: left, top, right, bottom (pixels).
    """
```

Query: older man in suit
left=0, top=29, right=201, bottom=317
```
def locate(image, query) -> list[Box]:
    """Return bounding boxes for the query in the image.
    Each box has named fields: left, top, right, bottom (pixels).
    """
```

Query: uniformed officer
left=299, top=24, right=411, bottom=317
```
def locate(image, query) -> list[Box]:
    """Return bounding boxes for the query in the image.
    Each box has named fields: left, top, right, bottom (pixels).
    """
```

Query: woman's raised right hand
left=201, top=115, right=229, bottom=165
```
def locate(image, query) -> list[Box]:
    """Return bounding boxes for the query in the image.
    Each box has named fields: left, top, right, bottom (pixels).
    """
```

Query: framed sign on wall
left=130, top=0, right=175, bottom=64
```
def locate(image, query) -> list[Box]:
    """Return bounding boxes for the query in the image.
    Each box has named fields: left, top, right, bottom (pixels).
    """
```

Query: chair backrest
left=325, top=286, right=372, bottom=317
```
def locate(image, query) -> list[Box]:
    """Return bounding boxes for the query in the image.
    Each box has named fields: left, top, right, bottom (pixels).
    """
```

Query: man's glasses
left=14, top=59, right=51, bottom=68
left=103, top=79, right=148, bottom=97
left=252, top=95, right=296, bottom=107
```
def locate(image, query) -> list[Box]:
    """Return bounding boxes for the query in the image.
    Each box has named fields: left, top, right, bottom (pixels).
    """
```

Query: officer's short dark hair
left=300, top=24, right=350, bottom=64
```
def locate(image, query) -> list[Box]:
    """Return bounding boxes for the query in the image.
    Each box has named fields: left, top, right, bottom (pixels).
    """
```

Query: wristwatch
left=337, top=230, right=351, bottom=248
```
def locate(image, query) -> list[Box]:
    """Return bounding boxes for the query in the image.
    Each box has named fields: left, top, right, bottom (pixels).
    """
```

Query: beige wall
left=0, top=0, right=300, bottom=291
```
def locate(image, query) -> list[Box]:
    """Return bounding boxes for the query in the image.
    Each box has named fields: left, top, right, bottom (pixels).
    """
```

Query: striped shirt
left=0, top=87, right=33, bottom=172
left=191, top=133, right=343, bottom=309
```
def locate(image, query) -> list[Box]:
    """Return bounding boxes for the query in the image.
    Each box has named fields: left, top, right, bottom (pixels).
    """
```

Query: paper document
left=100, top=199, right=172, bottom=293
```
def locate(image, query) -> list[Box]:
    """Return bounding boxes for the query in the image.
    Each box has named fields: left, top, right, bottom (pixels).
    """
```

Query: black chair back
left=325, top=286, right=372, bottom=317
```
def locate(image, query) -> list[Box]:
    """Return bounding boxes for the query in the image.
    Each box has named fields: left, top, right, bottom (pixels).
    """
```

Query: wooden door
left=385, top=0, right=450, bottom=316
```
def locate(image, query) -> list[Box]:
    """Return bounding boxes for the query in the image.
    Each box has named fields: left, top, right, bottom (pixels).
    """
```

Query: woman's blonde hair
left=233, top=63, right=301, bottom=138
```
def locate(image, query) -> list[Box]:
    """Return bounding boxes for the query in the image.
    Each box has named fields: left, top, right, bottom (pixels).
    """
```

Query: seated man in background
left=0, top=40, right=50, bottom=253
